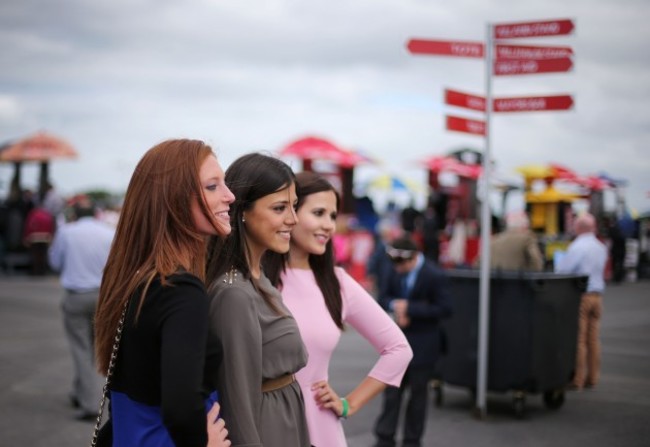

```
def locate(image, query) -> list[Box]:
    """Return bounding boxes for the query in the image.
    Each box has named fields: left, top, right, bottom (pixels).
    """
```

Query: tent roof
left=0, top=131, right=78, bottom=163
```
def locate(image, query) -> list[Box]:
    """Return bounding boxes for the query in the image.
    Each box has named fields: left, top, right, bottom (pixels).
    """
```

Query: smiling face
left=290, top=190, right=338, bottom=265
left=191, top=155, right=235, bottom=236
left=243, top=183, right=298, bottom=262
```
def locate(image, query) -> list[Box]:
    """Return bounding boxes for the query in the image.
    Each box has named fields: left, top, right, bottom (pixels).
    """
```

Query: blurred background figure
left=477, top=211, right=544, bottom=272
left=97, top=203, right=121, bottom=228
left=400, top=200, right=422, bottom=236
left=42, top=181, right=66, bottom=228
left=22, top=204, right=55, bottom=275
left=48, top=198, right=115, bottom=420
left=607, top=216, right=626, bottom=284
left=367, top=220, right=401, bottom=299
left=374, top=236, right=451, bottom=447
left=333, top=215, right=353, bottom=269
left=556, top=213, right=608, bottom=390
left=3, top=189, right=35, bottom=255
left=421, top=198, right=439, bottom=264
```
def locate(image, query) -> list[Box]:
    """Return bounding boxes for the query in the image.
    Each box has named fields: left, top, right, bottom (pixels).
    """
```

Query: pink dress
left=281, top=267, right=413, bottom=447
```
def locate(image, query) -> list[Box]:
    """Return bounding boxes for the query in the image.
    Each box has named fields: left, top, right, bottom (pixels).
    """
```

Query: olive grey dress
left=205, top=269, right=310, bottom=447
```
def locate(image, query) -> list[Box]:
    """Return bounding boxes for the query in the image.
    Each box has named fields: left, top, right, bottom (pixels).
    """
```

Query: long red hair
left=94, top=139, right=228, bottom=374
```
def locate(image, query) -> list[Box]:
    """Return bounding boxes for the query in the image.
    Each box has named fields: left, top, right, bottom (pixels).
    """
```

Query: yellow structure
left=516, top=165, right=581, bottom=237
left=526, top=186, right=581, bottom=236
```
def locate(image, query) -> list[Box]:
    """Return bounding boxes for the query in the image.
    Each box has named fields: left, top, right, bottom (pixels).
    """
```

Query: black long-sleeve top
left=100, top=272, right=210, bottom=447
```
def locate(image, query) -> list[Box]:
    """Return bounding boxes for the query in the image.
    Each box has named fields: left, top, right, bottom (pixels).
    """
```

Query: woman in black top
left=94, top=139, right=234, bottom=446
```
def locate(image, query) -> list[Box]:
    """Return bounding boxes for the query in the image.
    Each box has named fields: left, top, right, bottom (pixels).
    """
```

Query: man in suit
left=374, top=236, right=452, bottom=447
left=480, top=211, right=544, bottom=271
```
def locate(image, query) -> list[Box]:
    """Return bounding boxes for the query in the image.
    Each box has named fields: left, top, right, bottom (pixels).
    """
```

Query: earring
left=242, top=217, right=246, bottom=223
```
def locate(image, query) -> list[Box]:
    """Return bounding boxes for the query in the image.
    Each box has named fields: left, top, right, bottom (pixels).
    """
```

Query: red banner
left=494, top=58, right=573, bottom=75
left=494, top=19, right=575, bottom=39
left=494, top=95, right=574, bottom=112
left=407, top=39, right=484, bottom=58
left=445, top=89, right=486, bottom=111
left=446, top=115, right=486, bottom=136
left=495, top=44, right=573, bottom=60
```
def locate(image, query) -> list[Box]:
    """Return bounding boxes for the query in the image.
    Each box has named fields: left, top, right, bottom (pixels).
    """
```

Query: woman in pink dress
left=265, top=172, right=413, bottom=447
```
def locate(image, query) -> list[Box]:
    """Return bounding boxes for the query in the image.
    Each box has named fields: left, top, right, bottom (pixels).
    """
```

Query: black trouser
left=374, top=365, right=432, bottom=447
left=612, top=249, right=625, bottom=283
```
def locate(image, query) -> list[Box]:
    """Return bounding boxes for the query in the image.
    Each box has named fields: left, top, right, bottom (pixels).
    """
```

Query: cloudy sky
left=1, top=0, right=649, bottom=213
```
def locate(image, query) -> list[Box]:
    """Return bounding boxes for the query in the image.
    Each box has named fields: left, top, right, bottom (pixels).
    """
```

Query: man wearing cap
left=373, top=236, right=452, bottom=447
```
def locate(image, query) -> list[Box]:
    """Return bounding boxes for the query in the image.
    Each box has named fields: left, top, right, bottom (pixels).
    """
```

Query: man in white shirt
left=49, top=199, right=115, bottom=419
left=556, top=213, right=607, bottom=390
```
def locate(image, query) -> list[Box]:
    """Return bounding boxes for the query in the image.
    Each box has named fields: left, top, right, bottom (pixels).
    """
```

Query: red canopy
left=548, top=162, right=578, bottom=181
left=279, top=136, right=368, bottom=168
left=0, top=131, right=78, bottom=162
left=547, top=163, right=612, bottom=191
left=421, top=155, right=482, bottom=179
left=1, top=131, right=79, bottom=200
left=570, top=175, right=611, bottom=192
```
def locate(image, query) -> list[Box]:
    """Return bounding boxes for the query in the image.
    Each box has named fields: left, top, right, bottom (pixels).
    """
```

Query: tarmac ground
left=1, top=273, right=648, bottom=446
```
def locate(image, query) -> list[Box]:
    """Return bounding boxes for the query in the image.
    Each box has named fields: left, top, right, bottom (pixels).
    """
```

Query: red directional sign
left=494, top=58, right=573, bottom=75
left=495, top=44, right=573, bottom=60
left=445, top=89, right=486, bottom=111
left=446, top=115, right=486, bottom=136
left=494, top=95, right=574, bottom=112
left=407, top=39, right=484, bottom=58
left=494, top=19, right=575, bottom=39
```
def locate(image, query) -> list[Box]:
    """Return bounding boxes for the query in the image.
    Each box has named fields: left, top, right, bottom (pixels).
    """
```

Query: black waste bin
left=439, top=269, right=586, bottom=417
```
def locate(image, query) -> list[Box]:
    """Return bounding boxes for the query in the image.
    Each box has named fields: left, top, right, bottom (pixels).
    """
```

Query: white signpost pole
left=476, top=22, right=493, bottom=418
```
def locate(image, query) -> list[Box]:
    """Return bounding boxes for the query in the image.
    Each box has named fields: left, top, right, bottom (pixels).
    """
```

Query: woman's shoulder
left=144, top=271, right=205, bottom=297
left=333, top=266, right=354, bottom=286
left=209, top=270, right=257, bottom=302
left=141, top=272, right=208, bottom=314
left=333, top=266, right=374, bottom=305
left=281, top=267, right=316, bottom=285
left=333, top=266, right=347, bottom=274
left=167, top=271, right=205, bottom=289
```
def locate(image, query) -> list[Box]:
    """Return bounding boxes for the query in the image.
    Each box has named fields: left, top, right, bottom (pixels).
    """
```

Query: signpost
left=407, top=39, right=484, bottom=58
left=494, top=19, right=575, bottom=39
left=494, top=58, right=573, bottom=75
left=407, top=17, right=575, bottom=419
left=445, top=89, right=486, bottom=112
left=496, top=44, right=573, bottom=60
left=446, top=115, right=486, bottom=135
left=494, top=94, right=574, bottom=112
left=446, top=90, right=574, bottom=112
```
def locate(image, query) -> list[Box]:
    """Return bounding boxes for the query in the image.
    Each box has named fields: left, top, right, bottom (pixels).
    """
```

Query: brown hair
left=94, top=139, right=228, bottom=374
left=264, top=171, right=344, bottom=329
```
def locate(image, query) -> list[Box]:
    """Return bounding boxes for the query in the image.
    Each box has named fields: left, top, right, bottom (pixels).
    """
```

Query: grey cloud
left=1, top=0, right=648, bottom=210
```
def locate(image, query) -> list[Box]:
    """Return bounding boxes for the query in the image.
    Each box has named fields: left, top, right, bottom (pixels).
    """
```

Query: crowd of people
left=0, top=137, right=625, bottom=447
left=0, top=182, right=120, bottom=275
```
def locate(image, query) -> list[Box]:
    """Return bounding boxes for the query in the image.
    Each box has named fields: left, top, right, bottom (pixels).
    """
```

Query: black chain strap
left=90, top=301, right=129, bottom=447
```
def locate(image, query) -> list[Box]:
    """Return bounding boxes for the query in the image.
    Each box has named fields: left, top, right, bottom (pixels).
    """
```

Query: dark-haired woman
left=265, top=172, right=412, bottom=447
left=205, top=153, right=310, bottom=447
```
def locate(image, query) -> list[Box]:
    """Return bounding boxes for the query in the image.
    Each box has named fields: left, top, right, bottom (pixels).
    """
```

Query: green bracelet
left=340, top=397, right=349, bottom=419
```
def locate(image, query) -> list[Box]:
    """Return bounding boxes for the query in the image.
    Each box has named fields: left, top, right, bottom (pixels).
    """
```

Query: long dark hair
left=264, top=171, right=344, bottom=329
left=207, top=152, right=296, bottom=315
